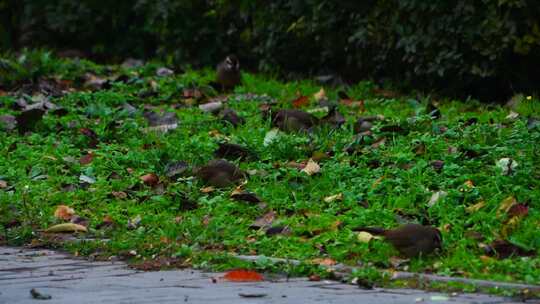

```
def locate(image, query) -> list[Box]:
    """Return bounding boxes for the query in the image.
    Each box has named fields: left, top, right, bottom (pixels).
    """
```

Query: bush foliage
left=1, top=0, right=539, bottom=98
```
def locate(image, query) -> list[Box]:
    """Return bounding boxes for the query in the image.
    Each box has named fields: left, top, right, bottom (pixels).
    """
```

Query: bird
left=216, top=55, right=241, bottom=91
left=354, top=224, right=442, bottom=258
left=195, top=159, right=245, bottom=187
left=266, top=109, right=319, bottom=132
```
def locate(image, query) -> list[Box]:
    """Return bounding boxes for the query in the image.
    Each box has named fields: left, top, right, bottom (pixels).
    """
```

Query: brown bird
left=196, top=159, right=245, bottom=187
left=268, top=109, right=319, bottom=132
left=354, top=224, right=442, bottom=258
left=216, top=55, right=241, bottom=91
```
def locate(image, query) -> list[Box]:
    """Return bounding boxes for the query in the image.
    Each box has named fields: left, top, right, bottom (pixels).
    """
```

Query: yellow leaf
left=313, top=88, right=326, bottom=101
left=357, top=231, right=374, bottom=243
left=301, top=159, right=320, bottom=176
left=466, top=201, right=486, bottom=213
left=323, top=193, right=343, bottom=203
left=45, top=223, right=87, bottom=233
left=497, top=196, right=517, bottom=216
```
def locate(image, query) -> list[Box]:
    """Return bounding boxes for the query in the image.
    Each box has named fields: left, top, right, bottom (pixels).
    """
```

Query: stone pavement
left=0, top=246, right=532, bottom=304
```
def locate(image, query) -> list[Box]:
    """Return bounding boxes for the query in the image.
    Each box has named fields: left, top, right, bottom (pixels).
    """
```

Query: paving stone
left=0, top=247, right=528, bottom=304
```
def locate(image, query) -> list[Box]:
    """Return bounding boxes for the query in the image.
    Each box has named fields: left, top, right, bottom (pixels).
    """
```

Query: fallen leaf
left=308, top=274, right=321, bottom=281
left=389, top=256, right=410, bottom=268
left=292, top=95, right=309, bottom=108
left=96, top=215, right=115, bottom=229
left=44, top=223, right=87, bottom=233
left=508, top=204, right=529, bottom=217
left=466, top=201, right=486, bottom=213
left=311, top=257, right=336, bottom=266
left=220, top=109, right=245, bottom=127
left=505, top=111, right=519, bottom=120
left=79, top=174, right=96, bottom=184
left=111, top=191, right=128, bottom=199
left=357, top=231, right=375, bottom=243
left=313, top=88, right=326, bottom=101
left=371, top=137, right=386, bottom=148
left=323, top=193, right=343, bottom=203
left=143, top=111, right=178, bottom=133
left=0, top=114, right=16, bottom=130
left=301, top=159, right=320, bottom=176
left=497, top=196, right=518, bottom=217
left=156, top=67, right=174, bottom=77
left=54, top=205, right=75, bottom=221
left=199, top=101, right=223, bottom=113
left=427, top=191, right=447, bottom=207
left=263, top=128, right=281, bottom=146
left=127, top=215, right=142, bottom=230
left=200, top=186, right=215, bottom=193
left=496, top=158, right=518, bottom=175
left=79, top=152, right=94, bottom=165
left=250, top=211, right=276, bottom=229
left=223, top=270, right=264, bottom=282
left=140, top=173, right=159, bottom=187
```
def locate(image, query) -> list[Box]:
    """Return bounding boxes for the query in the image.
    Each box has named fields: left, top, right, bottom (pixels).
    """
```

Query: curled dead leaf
left=140, top=173, right=159, bottom=187
left=54, top=205, right=75, bottom=221
left=311, top=257, right=336, bottom=266
left=301, top=159, right=320, bottom=176
left=45, top=223, right=87, bottom=233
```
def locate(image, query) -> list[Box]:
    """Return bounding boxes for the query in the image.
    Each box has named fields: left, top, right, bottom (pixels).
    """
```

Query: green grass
left=1, top=50, right=539, bottom=292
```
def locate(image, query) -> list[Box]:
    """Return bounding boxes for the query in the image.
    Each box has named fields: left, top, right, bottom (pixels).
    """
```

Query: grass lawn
left=1, top=50, right=539, bottom=294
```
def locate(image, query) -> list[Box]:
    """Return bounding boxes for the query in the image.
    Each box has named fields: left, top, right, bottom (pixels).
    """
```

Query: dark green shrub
left=1, top=0, right=539, bottom=99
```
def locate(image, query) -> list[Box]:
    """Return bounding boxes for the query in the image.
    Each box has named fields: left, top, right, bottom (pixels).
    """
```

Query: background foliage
left=1, top=0, right=539, bottom=99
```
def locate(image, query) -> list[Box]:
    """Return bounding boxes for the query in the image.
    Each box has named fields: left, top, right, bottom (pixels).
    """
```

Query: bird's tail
left=352, top=227, right=386, bottom=235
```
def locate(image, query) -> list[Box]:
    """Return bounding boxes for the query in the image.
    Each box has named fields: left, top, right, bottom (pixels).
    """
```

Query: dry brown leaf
left=44, top=223, right=87, bottom=233
left=54, top=205, right=75, bottom=221
left=140, top=173, right=159, bottom=187
left=79, top=152, right=94, bottom=165
left=111, top=191, right=128, bottom=199
left=301, top=159, right=320, bottom=176
left=311, top=257, right=336, bottom=266
left=250, top=211, right=276, bottom=229
left=200, top=186, right=216, bottom=193
left=371, top=137, right=386, bottom=148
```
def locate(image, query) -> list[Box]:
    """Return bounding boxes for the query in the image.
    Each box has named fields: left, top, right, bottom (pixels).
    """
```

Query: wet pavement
left=0, top=246, right=533, bottom=303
